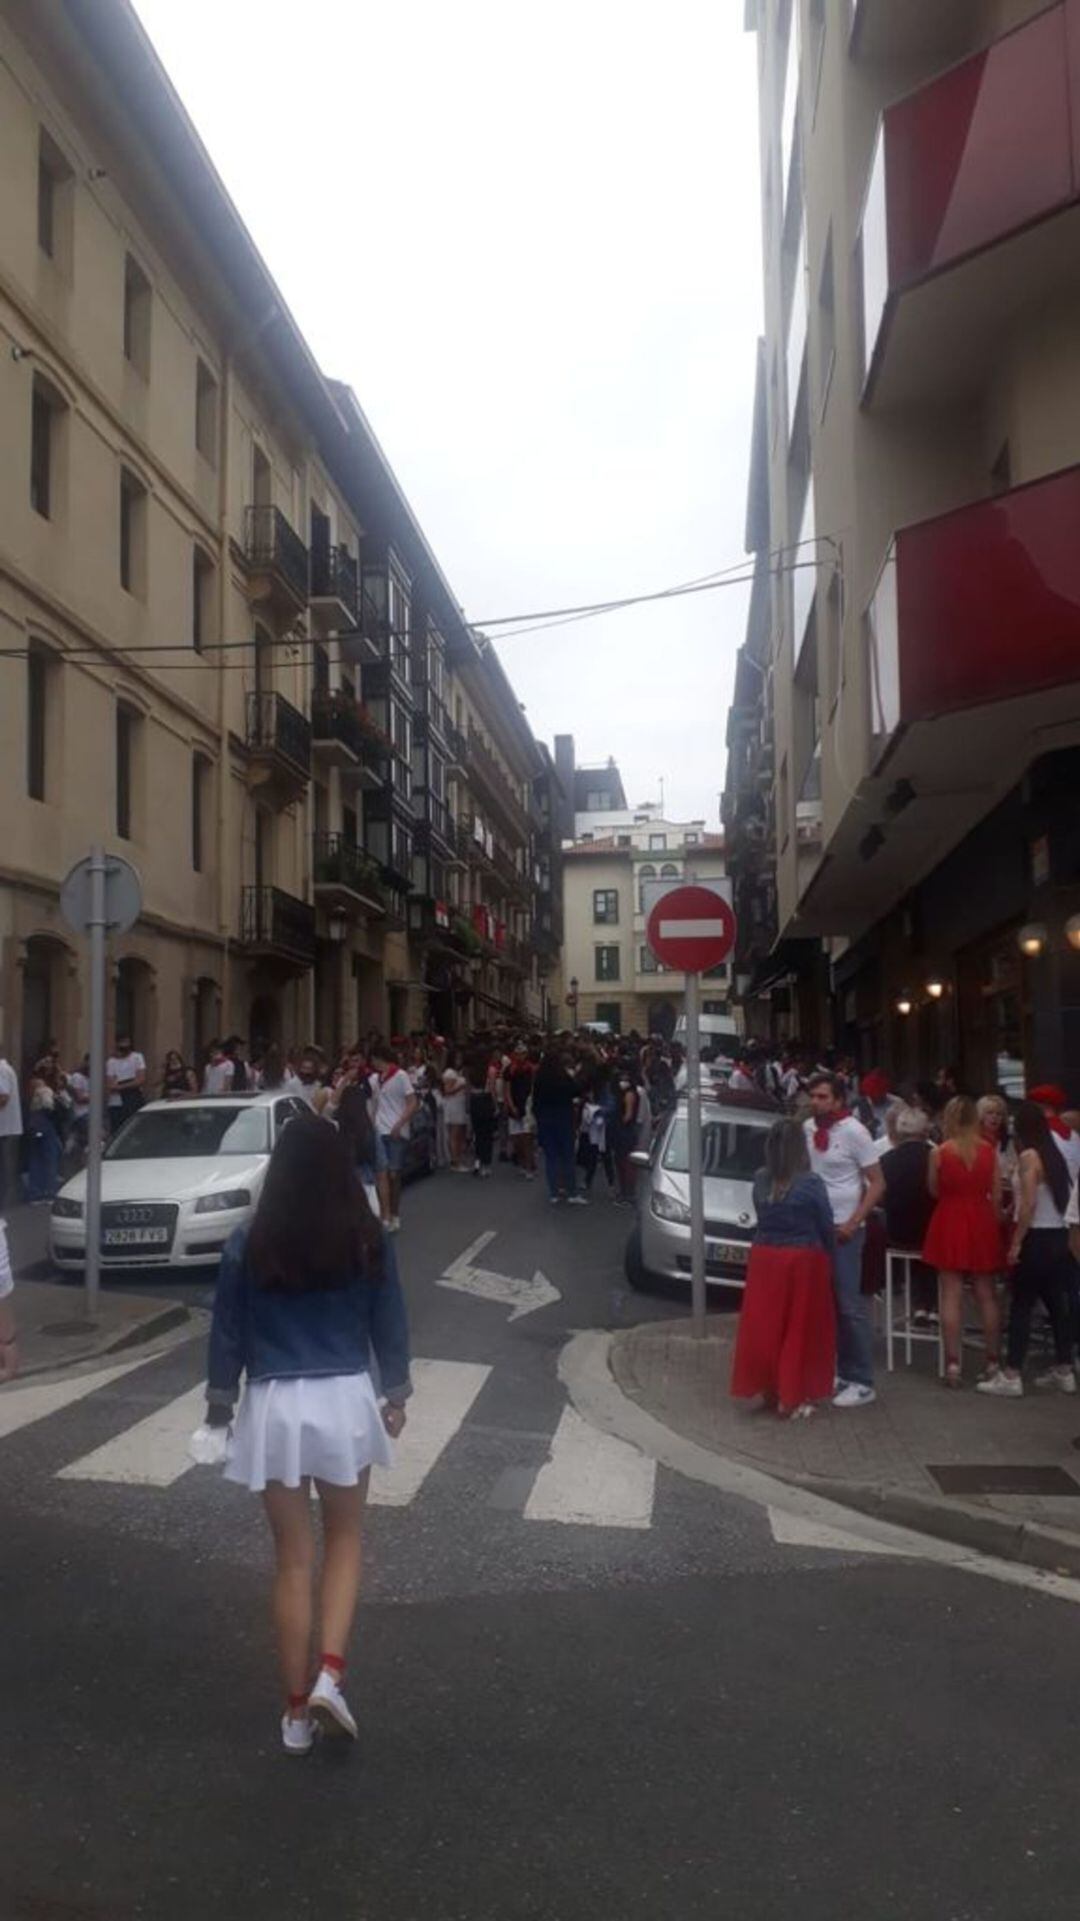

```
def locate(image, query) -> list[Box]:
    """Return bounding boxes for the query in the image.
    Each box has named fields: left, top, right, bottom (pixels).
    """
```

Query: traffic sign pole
left=85, top=847, right=107, bottom=1320
left=684, top=968, right=707, bottom=1338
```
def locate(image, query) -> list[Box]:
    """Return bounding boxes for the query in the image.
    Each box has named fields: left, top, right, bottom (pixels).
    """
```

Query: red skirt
left=922, top=1198, right=1002, bottom=1275
left=730, top=1244, right=837, bottom=1412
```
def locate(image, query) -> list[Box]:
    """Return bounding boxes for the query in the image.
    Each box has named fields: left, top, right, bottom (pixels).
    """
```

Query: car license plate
left=102, top=1227, right=170, bottom=1247
left=707, top=1240, right=749, bottom=1268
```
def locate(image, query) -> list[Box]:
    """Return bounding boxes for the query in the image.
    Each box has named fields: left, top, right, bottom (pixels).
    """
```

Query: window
left=660, top=862, right=679, bottom=878
left=192, top=754, right=210, bottom=871
left=123, top=255, right=151, bottom=376
left=37, top=130, right=72, bottom=267
left=195, top=359, right=218, bottom=463
left=30, top=380, right=55, bottom=518
left=595, top=1002, right=622, bottom=1035
left=116, top=705, right=137, bottom=839
left=648, top=834, right=667, bottom=851
left=685, top=832, right=700, bottom=846
left=595, top=945, right=620, bottom=982
left=585, top=790, right=612, bottom=811
left=817, top=232, right=836, bottom=420
left=252, top=443, right=272, bottom=507
left=593, top=889, right=619, bottom=924
left=616, top=834, right=632, bottom=847
left=638, top=861, right=656, bottom=911
left=27, top=648, right=50, bottom=801
left=639, top=946, right=659, bottom=975
left=192, top=547, right=214, bottom=652
left=119, top=469, right=147, bottom=596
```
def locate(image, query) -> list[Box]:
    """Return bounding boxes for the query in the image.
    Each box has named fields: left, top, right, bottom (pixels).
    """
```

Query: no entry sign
left=645, top=882, right=736, bottom=975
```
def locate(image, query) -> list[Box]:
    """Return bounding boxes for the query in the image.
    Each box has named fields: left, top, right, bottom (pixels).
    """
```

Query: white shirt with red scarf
left=804, top=1113, right=878, bottom=1225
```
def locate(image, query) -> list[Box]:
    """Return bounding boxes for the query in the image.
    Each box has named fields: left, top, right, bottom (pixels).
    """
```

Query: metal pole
left=685, top=967, right=707, bottom=1338
left=84, top=846, right=107, bottom=1320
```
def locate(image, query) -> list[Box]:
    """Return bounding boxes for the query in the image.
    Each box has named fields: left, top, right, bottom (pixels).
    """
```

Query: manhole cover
left=927, top=1464, right=1080, bottom=1497
left=42, top=1320, right=99, bottom=1338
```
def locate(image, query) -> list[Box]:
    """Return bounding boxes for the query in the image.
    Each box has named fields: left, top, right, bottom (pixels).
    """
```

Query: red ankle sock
left=287, top=1692, right=308, bottom=1714
left=320, top=1652, right=346, bottom=1682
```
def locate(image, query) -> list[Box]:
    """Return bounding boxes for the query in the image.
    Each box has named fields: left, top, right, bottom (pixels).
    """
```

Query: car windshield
left=105, top=1105, right=270, bottom=1160
left=662, top=1114, right=769, bottom=1180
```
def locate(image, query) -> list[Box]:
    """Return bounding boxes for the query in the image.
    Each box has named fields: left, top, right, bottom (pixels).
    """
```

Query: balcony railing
left=243, top=505, right=309, bottom=607
left=467, top=728, right=529, bottom=835
left=860, top=4, right=1080, bottom=403
left=310, top=543, right=358, bottom=619
left=245, top=690, right=311, bottom=777
left=310, top=689, right=391, bottom=771
left=868, top=462, right=1080, bottom=758
left=446, top=722, right=468, bottom=767
left=239, top=885, right=316, bottom=964
left=312, top=833, right=386, bottom=909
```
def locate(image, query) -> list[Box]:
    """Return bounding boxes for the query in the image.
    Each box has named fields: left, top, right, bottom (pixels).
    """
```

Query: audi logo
left=116, top=1206, right=153, bottom=1225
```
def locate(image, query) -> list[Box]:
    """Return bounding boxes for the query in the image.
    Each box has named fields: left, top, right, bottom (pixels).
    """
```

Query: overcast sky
left=134, top=0, right=762, bottom=825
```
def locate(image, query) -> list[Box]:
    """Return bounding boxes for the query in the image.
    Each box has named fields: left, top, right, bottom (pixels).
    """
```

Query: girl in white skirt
left=205, top=1113, right=411, bottom=1754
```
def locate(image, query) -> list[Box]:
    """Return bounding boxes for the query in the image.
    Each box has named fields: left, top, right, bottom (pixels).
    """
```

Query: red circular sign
left=645, top=883, right=737, bottom=975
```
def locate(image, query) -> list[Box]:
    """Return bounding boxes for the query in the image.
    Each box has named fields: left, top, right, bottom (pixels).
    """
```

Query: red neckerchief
left=812, top=1107, right=850, bottom=1153
left=1047, top=1114, right=1071, bottom=1139
left=379, top=1064, right=398, bottom=1086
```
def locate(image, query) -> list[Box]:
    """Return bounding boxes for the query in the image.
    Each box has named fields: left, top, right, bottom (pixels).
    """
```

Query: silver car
left=624, top=1090, right=778, bottom=1294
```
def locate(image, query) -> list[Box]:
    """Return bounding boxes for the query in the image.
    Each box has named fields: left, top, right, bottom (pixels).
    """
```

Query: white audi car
left=49, top=1093, right=312, bottom=1272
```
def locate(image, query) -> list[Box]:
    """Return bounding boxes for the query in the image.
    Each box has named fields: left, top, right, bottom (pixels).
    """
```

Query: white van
left=672, top=1012, right=742, bottom=1061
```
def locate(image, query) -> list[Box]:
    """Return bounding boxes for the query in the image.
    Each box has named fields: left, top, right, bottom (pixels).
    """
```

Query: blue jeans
left=833, top=1227, right=873, bottom=1388
left=537, top=1118, right=576, bottom=1199
left=27, top=1122, right=61, bottom=1202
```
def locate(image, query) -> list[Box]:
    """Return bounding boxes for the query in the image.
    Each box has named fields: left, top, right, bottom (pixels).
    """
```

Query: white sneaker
left=280, top=1711, right=314, bottom=1756
left=832, top=1382, right=876, bottom=1409
left=308, top=1669, right=358, bottom=1740
left=976, top=1370, right=1023, bottom=1397
left=525, top=1172, right=536, bottom=1182
left=549, top=1195, right=561, bottom=1205
left=1035, top=1367, right=1077, bottom=1395
left=566, top=1194, right=588, bottom=1206
left=385, top=1217, right=401, bottom=1234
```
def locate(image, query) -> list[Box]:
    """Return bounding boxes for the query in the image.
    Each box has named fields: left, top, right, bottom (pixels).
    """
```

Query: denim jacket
left=206, top=1224, right=412, bottom=1412
left=752, top=1171, right=835, bottom=1253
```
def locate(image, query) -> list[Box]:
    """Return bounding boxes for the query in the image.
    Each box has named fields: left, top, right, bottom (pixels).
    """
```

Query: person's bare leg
left=262, top=1481, right=316, bottom=1704
left=938, top=1273, right=963, bottom=1375
left=972, top=1274, right=1002, bottom=1372
left=316, top=1476, right=368, bottom=1659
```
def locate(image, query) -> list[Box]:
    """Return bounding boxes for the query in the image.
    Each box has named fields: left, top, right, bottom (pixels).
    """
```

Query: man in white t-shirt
left=202, top=1041, right=235, bottom=1097
left=371, top=1045, right=418, bottom=1233
left=805, top=1072, right=885, bottom=1409
left=0, top=1215, right=17, bottom=1380
left=0, top=1053, right=23, bottom=1211
left=105, top=1036, right=146, bottom=1136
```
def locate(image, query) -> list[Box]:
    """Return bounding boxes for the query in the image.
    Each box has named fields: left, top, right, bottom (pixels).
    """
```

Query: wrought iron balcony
left=466, top=727, right=529, bottom=836
left=312, top=834, right=386, bottom=915
left=310, top=543, right=358, bottom=625
left=238, top=886, right=316, bottom=966
left=245, top=691, right=311, bottom=798
left=243, top=505, right=309, bottom=614
left=310, top=690, right=390, bottom=785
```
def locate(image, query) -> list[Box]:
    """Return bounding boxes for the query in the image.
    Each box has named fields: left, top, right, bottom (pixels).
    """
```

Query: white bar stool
left=883, top=1248, right=944, bottom=1376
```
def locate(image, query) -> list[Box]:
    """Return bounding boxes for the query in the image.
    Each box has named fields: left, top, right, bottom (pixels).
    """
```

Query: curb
left=600, top=1327, right=1080, bottom=1584
left=18, top=1301, right=190, bottom=1379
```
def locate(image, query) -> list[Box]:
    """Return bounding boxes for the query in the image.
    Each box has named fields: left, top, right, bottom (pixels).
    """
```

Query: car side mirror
left=629, top=1150, right=651, bottom=1168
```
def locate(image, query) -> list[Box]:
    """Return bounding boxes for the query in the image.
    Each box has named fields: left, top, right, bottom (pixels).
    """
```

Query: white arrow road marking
left=0, top=1353, right=156, bottom=1442
left=369, top=1358, right=491, bottom=1507
left=438, top=1231, right=561, bottom=1321
left=524, top=1405, right=656, bottom=1528
left=58, top=1381, right=207, bottom=1486
left=767, top=1506, right=919, bottom=1557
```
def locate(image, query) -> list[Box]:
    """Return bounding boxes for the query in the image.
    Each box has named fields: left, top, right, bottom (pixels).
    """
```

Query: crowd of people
left=729, top=1047, right=1080, bottom=1421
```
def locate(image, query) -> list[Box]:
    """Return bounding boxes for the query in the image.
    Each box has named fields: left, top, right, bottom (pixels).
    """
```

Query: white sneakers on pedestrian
left=385, top=1217, right=401, bottom=1234
left=976, top=1370, right=1023, bottom=1397
left=1034, top=1366, right=1077, bottom=1395
left=280, top=1711, right=314, bottom=1756
left=832, top=1382, right=876, bottom=1409
left=566, top=1194, right=588, bottom=1207
left=308, top=1668, right=358, bottom=1740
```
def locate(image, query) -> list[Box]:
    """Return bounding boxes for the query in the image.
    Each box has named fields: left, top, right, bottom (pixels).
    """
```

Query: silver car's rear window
left=106, top=1106, right=270, bottom=1159
left=662, top=1116, right=769, bottom=1181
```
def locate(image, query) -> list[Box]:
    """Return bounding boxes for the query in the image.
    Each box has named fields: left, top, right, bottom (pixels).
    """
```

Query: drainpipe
left=216, top=353, right=233, bottom=1024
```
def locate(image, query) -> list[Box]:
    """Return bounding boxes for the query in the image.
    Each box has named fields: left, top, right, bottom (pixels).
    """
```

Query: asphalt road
left=3, top=1167, right=1080, bottom=1919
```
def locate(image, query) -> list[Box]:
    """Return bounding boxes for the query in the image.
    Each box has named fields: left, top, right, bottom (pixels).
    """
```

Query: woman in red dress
left=923, top=1096, right=1003, bottom=1387
left=731, top=1119, right=836, bottom=1419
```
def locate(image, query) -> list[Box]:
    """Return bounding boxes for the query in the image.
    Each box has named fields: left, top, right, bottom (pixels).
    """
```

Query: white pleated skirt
left=224, top=1372, right=394, bottom=1492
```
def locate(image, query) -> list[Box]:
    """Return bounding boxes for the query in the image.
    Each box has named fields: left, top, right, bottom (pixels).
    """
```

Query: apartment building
left=0, top=0, right=553, bottom=1074
left=729, top=0, right=1080, bottom=1093
left=561, top=821, right=728, bottom=1037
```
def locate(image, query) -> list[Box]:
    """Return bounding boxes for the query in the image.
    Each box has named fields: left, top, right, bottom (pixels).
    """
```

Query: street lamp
left=1017, top=922, right=1048, bottom=959
left=1066, top=914, right=1080, bottom=953
left=926, top=978, right=945, bottom=1001
left=896, top=995, right=913, bottom=1017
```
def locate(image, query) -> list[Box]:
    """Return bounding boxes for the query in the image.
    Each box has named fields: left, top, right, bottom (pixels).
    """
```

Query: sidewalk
left=611, top=1317, right=1080, bottom=1577
left=4, top=1204, right=189, bottom=1377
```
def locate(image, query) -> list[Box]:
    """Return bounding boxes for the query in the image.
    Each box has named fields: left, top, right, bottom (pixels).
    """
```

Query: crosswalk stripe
left=523, top=1406, right=656, bottom=1529
left=57, top=1382, right=207, bottom=1487
left=369, top=1358, right=491, bottom=1507
left=0, top=1354, right=154, bottom=1442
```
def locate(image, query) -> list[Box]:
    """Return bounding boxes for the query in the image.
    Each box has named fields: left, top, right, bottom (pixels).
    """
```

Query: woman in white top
left=442, top=1054, right=469, bottom=1172
left=978, top=1100, right=1075, bottom=1398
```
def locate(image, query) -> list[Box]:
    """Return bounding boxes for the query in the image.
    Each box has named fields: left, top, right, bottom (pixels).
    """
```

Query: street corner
left=9, top=1280, right=191, bottom=1380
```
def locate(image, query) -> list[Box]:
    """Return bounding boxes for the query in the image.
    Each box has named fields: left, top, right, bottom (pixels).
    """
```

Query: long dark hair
left=336, top=1079, right=376, bottom=1172
left=764, top=1118, right=810, bottom=1200
left=247, top=1113, right=382, bottom=1291
left=1013, top=1101, right=1071, bottom=1215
